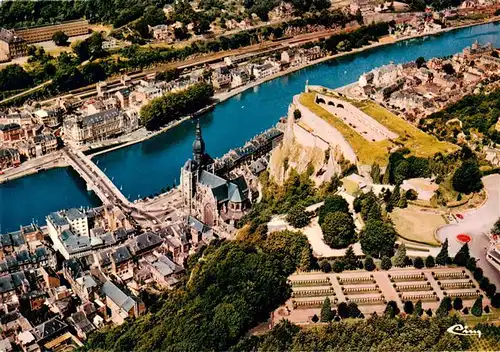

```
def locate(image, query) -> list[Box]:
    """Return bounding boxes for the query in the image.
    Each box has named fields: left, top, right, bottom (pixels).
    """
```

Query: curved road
left=436, top=175, right=500, bottom=287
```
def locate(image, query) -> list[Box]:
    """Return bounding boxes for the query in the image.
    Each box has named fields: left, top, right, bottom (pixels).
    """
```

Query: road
left=63, top=147, right=182, bottom=231
left=436, top=175, right=500, bottom=287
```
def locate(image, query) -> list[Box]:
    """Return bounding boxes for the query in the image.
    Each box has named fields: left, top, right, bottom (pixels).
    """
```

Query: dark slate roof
left=68, top=312, right=95, bottom=334
left=66, top=208, right=85, bottom=221
left=35, top=247, right=48, bottom=260
left=33, top=134, right=56, bottom=144
left=113, top=227, right=128, bottom=242
left=198, top=170, right=248, bottom=203
left=0, top=275, right=15, bottom=293
left=187, top=216, right=210, bottom=234
left=47, top=212, right=69, bottom=227
left=32, top=318, right=68, bottom=342
left=0, top=123, right=20, bottom=131
left=111, top=246, right=132, bottom=265
left=101, top=281, right=136, bottom=312
left=0, top=271, right=25, bottom=293
left=82, top=109, right=120, bottom=128
left=63, top=258, right=86, bottom=279
left=199, top=170, right=226, bottom=188
left=16, top=250, right=31, bottom=264
left=131, top=232, right=162, bottom=253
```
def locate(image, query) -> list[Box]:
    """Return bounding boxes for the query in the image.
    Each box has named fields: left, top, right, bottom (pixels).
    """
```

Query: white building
left=252, top=62, right=280, bottom=79
left=63, top=108, right=139, bottom=146
left=46, top=209, right=91, bottom=259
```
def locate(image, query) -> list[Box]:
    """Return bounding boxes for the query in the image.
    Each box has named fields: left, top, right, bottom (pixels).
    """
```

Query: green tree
left=344, top=245, right=358, bottom=270
left=318, top=195, right=349, bottom=225
left=332, top=258, right=345, bottom=273
left=471, top=296, right=483, bottom=317
left=382, top=162, right=391, bottom=184
left=394, top=160, right=410, bottom=185
left=381, top=256, right=392, bottom=270
left=360, top=220, right=397, bottom=258
left=491, top=293, right=500, bottom=308
left=88, top=32, right=104, bottom=57
left=398, top=195, right=407, bottom=209
left=258, top=320, right=300, bottom=351
left=72, top=39, right=90, bottom=61
left=370, top=163, right=381, bottom=183
left=415, top=300, right=423, bottom=316
left=52, top=30, right=69, bottom=46
left=321, top=212, right=356, bottom=249
left=299, top=246, right=312, bottom=271
left=416, top=56, right=426, bottom=68
left=452, top=159, right=483, bottom=194
left=437, top=297, right=452, bottom=317
left=387, top=185, right=400, bottom=212
left=140, top=82, right=214, bottom=129
left=320, top=297, right=334, bottom=322
left=413, top=257, right=424, bottom=269
left=384, top=300, right=400, bottom=318
left=265, top=230, right=310, bottom=274
left=355, top=8, right=363, bottom=24
left=364, top=256, right=376, bottom=271
left=453, top=297, right=463, bottom=311
left=319, top=259, right=331, bottom=273
left=293, top=109, right=301, bottom=120
left=436, top=239, right=449, bottom=265
left=425, top=255, right=435, bottom=268
left=393, top=244, right=407, bottom=267
left=286, top=204, right=310, bottom=228
left=466, top=257, right=477, bottom=271
left=453, top=243, right=470, bottom=266
left=491, top=217, right=500, bottom=235
left=143, top=5, right=166, bottom=26
left=337, top=302, right=349, bottom=319
left=347, top=302, right=361, bottom=318
left=403, top=301, right=414, bottom=315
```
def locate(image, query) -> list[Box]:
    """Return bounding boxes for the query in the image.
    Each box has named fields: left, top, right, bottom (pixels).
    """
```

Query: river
left=1, top=22, right=500, bottom=232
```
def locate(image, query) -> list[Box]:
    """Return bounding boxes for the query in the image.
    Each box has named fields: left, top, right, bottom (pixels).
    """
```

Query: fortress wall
left=293, top=95, right=358, bottom=164
left=292, top=123, right=329, bottom=151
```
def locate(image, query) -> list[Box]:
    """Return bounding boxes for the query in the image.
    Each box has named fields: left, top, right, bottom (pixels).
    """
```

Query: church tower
left=192, top=120, right=205, bottom=166
left=181, top=120, right=212, bottom=213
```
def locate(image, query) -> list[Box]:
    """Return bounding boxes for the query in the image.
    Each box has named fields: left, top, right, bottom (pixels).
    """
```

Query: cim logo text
left=447, top=324, right=482, bottom=338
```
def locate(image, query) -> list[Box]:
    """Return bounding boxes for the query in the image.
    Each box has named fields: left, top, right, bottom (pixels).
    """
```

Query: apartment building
left=13, top=20, right=89, bottom=44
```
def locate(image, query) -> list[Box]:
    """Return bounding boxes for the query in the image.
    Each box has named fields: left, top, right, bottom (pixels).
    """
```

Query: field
left=390, top=207, right=444, bottom=246
left=299, top=93, right=457, bottom=165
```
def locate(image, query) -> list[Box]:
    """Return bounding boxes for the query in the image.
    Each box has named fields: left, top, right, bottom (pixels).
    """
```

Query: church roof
left=199, top=170, right=226, bottom=188
left=199, top=170, right=248, bottom=203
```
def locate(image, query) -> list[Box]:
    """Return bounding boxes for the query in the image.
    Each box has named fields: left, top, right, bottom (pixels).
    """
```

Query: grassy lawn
left=352, top=100, right=458, bottom=158
left=299, top=92, right=457, bottom=165
left=390, top=207, right=443, bottom=246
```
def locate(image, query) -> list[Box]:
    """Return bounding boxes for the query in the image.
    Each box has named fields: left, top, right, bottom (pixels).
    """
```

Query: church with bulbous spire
left=180, top=121, right=249, bottom=227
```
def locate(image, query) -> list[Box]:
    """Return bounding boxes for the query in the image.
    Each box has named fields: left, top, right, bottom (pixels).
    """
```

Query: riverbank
left=0, top=152, right=68, bottom=184
left=1, top=18, right=499, bottom=185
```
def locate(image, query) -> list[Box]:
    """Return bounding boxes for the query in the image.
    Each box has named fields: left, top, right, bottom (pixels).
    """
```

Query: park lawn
left=389, top=207, right=443, bottom=246
left=352, top=100, right=458, bottom=158
left=300, top=93, right=391, bottom=165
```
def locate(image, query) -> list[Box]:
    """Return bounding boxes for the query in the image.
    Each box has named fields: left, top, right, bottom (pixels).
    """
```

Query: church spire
left=192, top=120, right=205, bottom=165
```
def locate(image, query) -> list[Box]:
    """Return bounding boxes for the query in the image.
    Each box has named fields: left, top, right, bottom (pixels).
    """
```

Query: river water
left=2, top=22, right=500, bottom=232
